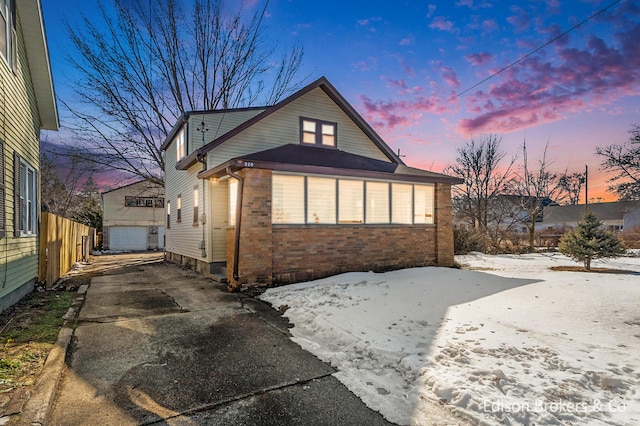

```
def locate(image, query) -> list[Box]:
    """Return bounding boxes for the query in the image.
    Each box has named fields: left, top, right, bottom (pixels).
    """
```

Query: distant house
left=102, top=181, right=165, bottom=251
left=542, top=201, right=640, bottom=232
left=161, top=77, right=462, bottom=290
left=0, top=0, right=58, bottom=311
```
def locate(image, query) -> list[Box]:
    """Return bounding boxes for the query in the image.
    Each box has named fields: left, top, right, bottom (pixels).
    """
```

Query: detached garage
left=102, top=181, right=165, bottom=251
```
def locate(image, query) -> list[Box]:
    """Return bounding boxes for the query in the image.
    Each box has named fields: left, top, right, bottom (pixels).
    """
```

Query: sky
left=41, top=0, right=640, bottom=201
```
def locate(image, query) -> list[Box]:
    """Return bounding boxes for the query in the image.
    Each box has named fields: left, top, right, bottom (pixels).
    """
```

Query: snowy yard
left=259, top=253, right=640, bottom=425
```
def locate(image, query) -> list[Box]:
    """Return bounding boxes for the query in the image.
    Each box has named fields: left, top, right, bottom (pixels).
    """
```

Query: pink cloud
left=506, top=6, right=531, bottom=32
left=399, top=37, right=414, bottom=46
left=360, top=95, right=450, bottom=130
left=456, top=25, right=640, bottom=135
left=429, top=16, right=457, bottom=33
left=441, top=66, right=460, bottom=89
left=464, top=52, right=494, bottom=66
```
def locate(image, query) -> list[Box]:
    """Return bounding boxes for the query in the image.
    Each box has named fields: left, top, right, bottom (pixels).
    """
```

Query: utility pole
left=585, top=164, right=588, bottom=209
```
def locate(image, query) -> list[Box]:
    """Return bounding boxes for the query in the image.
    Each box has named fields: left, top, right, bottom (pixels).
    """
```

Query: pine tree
left=558, top=210, right=625, bottom=271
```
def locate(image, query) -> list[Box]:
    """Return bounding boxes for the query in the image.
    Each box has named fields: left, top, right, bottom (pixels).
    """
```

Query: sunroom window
left=414, top=185, right=435, bottom=224
left=365, top=182, right=389, bottom=224
left=307, top=177, right=336, bottom=224
left=272, top=175, right=305, bottom=224
left=391, top=183, right=413, bottom=224
left=338, top=180, right=363, bottom=224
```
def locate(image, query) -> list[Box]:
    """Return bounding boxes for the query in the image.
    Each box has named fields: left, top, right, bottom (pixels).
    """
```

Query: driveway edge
left=20, top=284, right=88, bottom=425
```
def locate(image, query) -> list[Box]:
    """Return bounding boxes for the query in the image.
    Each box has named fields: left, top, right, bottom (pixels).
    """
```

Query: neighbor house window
left=307, top=177, right=336, bottom=224
left=14, top=154, right=37, bottom=236
left=175, top=127, right=186, bottom=162
left=365, top=181, right=389, bottom=224
left=0, top=0, right=16, bottom=69
left=193, top=186, right=199, bottom=226
left=338, top=180, right=363, bottom=224
left=300, top=118, right=337, bottom=148
left=125, top=196, right=164, bottom=207
left=166, top=201, right=171, bottom=228
left=176, top=195, right=182, bottom=223
left=272, top=175, right=305, bottom=224
left=414, top=184, right=435, bottom=224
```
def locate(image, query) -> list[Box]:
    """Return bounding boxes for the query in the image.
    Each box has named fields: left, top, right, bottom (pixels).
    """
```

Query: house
left=161, top=77, right=462, bottom=290
left=541, top=201, right=640, bottom=232
left=0, top=0, right=58, bottom=310
left=102, top=180, right=165, bottom=251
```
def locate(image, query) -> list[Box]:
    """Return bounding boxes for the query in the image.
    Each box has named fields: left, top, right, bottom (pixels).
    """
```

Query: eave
left=17, top=0, right=58, bottom=130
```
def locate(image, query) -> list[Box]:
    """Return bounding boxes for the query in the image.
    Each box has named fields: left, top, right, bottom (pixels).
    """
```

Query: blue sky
left=42, top=0, right=640, bottom=200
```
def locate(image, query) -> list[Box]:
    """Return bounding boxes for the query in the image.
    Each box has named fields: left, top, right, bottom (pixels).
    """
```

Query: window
left=166, top=201, right=171, bottom=228
left=307, top=177, right=336, bottom=224
left=193, top=186, right=199, bottom=226
left=271, top=174, right=435, bottom=226
left=0, top=140, right=5, bottom=237
left=125, top=196, right=164, bottom=207
left=175, top=127, right=186, bottom=162
left=229, top=179, right=238, bottom=226
left=365, top=182, right=389, bottom=224
left=300, top=118, right=337, bottom=148
left=272, top=175, right=305, bottom=224
left=14, top=154, right=37, bottom=236
left=391, top=183, right=413, bottom=224
left=176, top=194, right=182, bottom=223
left=338, top=180, right=363, bottom=224
left=0, top=0, right=16, bottom=69
left=414, top=185, right=435, bottom=224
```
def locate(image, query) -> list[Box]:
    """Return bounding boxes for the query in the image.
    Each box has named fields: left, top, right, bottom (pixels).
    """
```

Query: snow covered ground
left=259, top=253, right=640, bottom=425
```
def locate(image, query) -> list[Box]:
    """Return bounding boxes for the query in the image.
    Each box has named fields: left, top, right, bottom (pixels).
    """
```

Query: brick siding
left=226, top=169, right=456, bottom=290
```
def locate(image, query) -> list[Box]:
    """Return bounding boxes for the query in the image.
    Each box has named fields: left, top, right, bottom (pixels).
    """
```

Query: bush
left=454, top=225, right=491, bottom=254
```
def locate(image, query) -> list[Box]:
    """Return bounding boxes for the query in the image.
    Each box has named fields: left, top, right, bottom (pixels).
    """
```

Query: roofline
left=101, top=179, right=163, bottom=195
left=18, top=0, right=58, bottom=130
left=198, top=158, right=463, bottom=185
left=193, top=77, right=404, bottom=165
left=159, top=106, right=268, bottom=151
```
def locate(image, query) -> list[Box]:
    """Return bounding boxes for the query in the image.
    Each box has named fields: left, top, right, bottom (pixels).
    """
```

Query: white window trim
left=18, top=158, right=38, bottom=236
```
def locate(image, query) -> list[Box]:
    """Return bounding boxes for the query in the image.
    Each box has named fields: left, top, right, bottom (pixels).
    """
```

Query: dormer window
left=300, top=118, right=337, bottom=148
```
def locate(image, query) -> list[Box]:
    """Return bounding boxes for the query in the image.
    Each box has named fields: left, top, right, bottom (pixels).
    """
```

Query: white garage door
left=108, top=227, right=148, bottom=251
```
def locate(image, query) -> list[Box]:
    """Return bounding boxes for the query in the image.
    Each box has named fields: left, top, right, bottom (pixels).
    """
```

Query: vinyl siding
left=102, top=181, right=165, bottom=227
left=165, top=138, right=210, bottom=261
left=188, top=109, right=265, bottom=153
left=0, top=11, right=42, bottom=306
left=207, top=87, right=391, bottom=168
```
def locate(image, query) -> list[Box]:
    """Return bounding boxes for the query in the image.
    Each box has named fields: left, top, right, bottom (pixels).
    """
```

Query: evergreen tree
left=559, top=210, right=625, bottom=270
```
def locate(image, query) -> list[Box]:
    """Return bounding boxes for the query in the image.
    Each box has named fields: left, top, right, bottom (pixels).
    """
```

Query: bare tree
left=595, top=124, right=640, bottom=200
left=510, top=141, right=566, bottom=252
left=558, top=171, right=586, bottom=205
left=445, top=135, right=517, bottom=231
left=40, top=150, right=97, bottom=218
left=64, top=0, right=305, bottom=184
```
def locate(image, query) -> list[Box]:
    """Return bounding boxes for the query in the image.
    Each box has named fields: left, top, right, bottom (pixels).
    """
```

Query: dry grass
left=549, top=266, right=639, bottom=275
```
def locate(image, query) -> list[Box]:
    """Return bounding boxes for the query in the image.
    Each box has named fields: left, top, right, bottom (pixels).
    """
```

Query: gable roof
left=543, top=201, right=640, bottom=224
left=198, top=144, right=463, bottom=184
left=101, top=179, right=164, bottom=195
left=17, top=0, right=58, bottom=130
left=165, top=77, right=404, bottom=169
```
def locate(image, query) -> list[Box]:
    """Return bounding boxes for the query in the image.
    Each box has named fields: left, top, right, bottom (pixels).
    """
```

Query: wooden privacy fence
left=39, top=212, right=96, bottom=288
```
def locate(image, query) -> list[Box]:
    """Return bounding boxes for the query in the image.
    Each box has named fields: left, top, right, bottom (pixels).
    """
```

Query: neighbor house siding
left=0, top=11, right=42, bottom=310
left=208, top=88, right=391, bottom=168
left=103, top=181, right=165, bottom=226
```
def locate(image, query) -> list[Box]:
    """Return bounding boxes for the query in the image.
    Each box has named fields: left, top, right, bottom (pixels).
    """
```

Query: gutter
left=226, top=166, right=244, bottom=284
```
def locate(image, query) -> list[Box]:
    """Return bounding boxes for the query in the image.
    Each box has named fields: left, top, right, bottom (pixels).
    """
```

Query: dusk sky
left=41, top=0, right=640, bottom=201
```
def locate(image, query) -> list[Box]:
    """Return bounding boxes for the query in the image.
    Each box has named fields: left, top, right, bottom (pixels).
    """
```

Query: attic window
left=175, top=127, right=186, bottom=162
left=300, top=118, right=337, bottom=148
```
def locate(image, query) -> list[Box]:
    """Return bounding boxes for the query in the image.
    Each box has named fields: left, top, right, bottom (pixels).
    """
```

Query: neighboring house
left=102, top=180, right=165, bottom=251
left=161, top=77, right=462, bottom=290
left=0, top=0, right=58, bottom=311
left=541, top=201, right=640, bottom=232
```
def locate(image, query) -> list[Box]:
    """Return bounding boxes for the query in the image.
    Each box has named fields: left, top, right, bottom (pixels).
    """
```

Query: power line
left=449, top=0, right=624, bottom=102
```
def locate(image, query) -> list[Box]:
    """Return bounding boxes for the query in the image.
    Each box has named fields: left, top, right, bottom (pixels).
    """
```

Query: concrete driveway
left=47, top=253, right=393, bottom=425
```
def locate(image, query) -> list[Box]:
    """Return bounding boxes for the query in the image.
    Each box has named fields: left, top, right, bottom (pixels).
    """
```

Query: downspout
left=226, top=166, right=244, bottom=283
left=197, top=150, right=207, bottom=258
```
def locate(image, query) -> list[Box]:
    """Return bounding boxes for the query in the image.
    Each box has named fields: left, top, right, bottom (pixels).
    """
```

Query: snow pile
left=259, top=253, right=640, bottom=425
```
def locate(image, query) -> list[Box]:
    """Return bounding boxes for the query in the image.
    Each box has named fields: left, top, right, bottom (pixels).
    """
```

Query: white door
left=108, top=226, right=148, bottom=251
